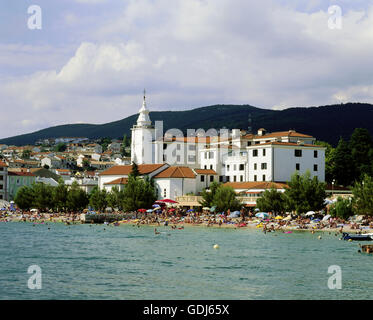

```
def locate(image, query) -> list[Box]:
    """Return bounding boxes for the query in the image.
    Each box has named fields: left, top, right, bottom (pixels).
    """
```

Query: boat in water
left=342, top=232, right=373, bottom=241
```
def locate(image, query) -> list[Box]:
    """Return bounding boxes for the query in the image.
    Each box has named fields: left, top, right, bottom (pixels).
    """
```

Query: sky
left=1, top=0, right=373, bottom=138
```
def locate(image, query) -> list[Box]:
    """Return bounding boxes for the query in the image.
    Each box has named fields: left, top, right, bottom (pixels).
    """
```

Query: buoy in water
left=318, top=236, right=322, bottom=239
left=213, top=244, right=219, bottom=249
left=348, top=239, right=352, bottom=242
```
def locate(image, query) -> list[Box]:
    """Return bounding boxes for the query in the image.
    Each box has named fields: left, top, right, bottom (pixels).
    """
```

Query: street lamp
left=332, top=179, right=335, bottom=198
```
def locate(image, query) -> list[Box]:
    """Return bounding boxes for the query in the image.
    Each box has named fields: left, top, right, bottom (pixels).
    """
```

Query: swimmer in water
left=154, top=228, right=160, bottom=235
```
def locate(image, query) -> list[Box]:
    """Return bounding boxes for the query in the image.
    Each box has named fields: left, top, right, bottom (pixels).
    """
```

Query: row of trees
left=14, top=163, right=157, bottom=213
left=317, top=127, right=373, bottom=186
left=256, top=172, right=373, bottom=217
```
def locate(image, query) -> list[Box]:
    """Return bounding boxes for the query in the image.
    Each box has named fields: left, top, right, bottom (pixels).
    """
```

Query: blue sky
left=1, top=0, right=373, bottom=138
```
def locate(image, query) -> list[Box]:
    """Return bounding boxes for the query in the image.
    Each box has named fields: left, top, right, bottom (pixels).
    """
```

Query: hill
left=1, top=102, right=372, bottom=146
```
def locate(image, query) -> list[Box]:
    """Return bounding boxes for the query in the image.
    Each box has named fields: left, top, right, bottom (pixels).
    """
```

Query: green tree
left=66, top=181, right=89, bottom=212
left=52, top=179, right=68, bottom=212
left=329, top=197, right=354, bottom=220
left=199, top=182, right=221, bottom=208
left=256, top=187, right=287, bottom=214
left=285, top=171, right=326, bottom=214
left=14, top=186, right=34, bottom=210
left=32, top=183, right=54, bottom=211
left=21, top=149, right=31, bottom=159
left=352, top=174, right=373, bottom=216
left=100, top=137, right=112, bottom=152
left=89, top=187, right=108, bottom=211
left=212, top=185, right=242, bottom=213
left=333, top=137, right=355, bottom=186
left=106, top=186, right=124, bottom=210
left=349, top=128, right=373, bottom=181
left=121, top=134, right=130, bottom=157
left=130, top=162, right=140, bottom=178
left=55, top=143, right=67, bottom=152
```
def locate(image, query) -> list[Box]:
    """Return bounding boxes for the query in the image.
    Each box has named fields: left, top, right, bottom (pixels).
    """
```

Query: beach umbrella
left=322, top=214, right=331, bottom=221
left=138, top=209, right=147, bottom=212
left=168, top=208, right=176, bottom=212
left=187, top=209, right=194, bottom=212
left=146, top=209, right=153, bottom=213
left=305, top=211, right=315, bottom=216
left=255, top=212, right=269, bottom=219
left=283, top=216, right=292, bottom=221
left=202, top=207, right=210, bottom=211
left=275, top=216, right=283, bottom=220
left=254, top=208, right=260, bottom=212
left=152, top=204, right=161, bottom=208
left=210, top=206, right=216, bottom=212
left=156, top=199, right=178, bottom=204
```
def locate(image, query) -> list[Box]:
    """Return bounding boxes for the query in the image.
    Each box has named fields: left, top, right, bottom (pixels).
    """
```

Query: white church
left=98, top=93, right=325, bottom=205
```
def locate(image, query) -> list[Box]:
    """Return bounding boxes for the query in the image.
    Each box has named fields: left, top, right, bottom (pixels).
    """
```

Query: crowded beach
left=1, top=199, right=373, bottom=235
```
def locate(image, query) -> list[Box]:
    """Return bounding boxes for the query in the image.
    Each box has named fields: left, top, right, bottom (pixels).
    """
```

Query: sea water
left=0, top=222, right=372, bottom=299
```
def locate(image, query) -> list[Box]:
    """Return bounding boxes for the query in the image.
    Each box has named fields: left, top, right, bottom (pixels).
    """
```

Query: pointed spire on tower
left=136, top=89, right=151, bottom=127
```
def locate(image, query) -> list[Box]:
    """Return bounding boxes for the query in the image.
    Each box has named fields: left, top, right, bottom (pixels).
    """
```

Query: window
left=234, top=164, right=237, bottom=171
left=314, top=150, right=318, bottom=158
left=262, top=174, right=266, bottom=181
left=254, top=175, right=257, bottom=182
left=0, top=167, right=3, bottom=171
left=177, top=144, right=181, bottom=150
left=209, top=152, right=214, bottom=159
left=188, top=144, right=196, bottom=151
left=201, top=175, right=205, bottom=182
left=176, top=155, right=181, bottom=162
left=254, top=163, right=257, bottom=170
left=163, top=154, right=167, bottom=161
left=0, top=176, right=3, bottom=181
left=247, top=142, right=252, bottom=146
left=219, top=176, right=223, bottom=182
left=163, top=144, right=167, bottom=150
left=227, top=165, right=230, bottom=171
left=314, top=164, right=318, bottom=171
left=233, top=176, right=237, bottom=182
left=263, top=149, right=266, bottom=156
left=239, top=164, right=244, bottom=171
left=261, top=163, right=267, bottom=170
left=240, top=175, right=244, bottom=182
left=226, top=176, right=230, bottom=182
left=295, top=149, right=302, bottom=157
left=204, top=165, right=207, bottom=169
left=188, top=155, right=196, bottom=162
left=253, top=149, right=258, bottom=157
left=204, top=152, right=207, bottom=159
left=296, top=163, right=300, bottom=170
left=0, top=184, right=3, bottom=190
left=210, top=165, right=213, bottom=170
left=210, top=175, right=214, bottom=182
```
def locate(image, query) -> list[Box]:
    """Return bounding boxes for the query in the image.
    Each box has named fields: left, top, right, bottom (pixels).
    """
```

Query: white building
left=128, top=93, right=325, bottom=191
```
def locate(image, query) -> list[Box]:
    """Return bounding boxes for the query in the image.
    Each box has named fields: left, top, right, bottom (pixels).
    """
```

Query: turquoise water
left=0, top=222, right=372, bottom=300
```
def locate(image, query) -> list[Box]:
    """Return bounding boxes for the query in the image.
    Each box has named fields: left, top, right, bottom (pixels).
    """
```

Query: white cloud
left=1, top=0, right=373, bottom=138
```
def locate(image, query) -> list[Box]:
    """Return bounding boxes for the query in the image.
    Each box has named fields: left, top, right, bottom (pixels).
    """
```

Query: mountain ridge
left=1, top=102, right=372, bottom=147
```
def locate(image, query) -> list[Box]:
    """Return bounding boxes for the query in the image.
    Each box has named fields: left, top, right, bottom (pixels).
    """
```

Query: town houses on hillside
left=0, top=93, right=330, bottom=206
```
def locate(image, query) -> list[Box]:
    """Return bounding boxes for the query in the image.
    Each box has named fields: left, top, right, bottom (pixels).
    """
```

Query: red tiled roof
left=104, top=177, right=128, bottom=185
left=99, top=164, right=165, bottom=176
left=194, top=169, right=218, bottom=175
left=0, top=160, right=8, bottom=167
left=243, top=130, right=314, bottom=140
left=155, top=166, right=196, bottom=179
left=250, top=142, right=323, bottom=148
left=8, top=171, right=35, bottom=177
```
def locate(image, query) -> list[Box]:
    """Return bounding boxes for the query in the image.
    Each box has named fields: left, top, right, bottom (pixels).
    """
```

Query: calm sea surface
left=0, top=222, right=372, bottom=300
